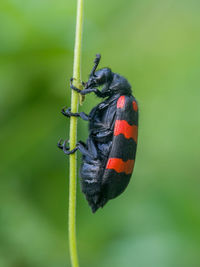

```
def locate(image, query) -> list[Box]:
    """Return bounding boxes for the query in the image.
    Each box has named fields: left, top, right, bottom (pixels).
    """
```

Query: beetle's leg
left=81, top=88, right=103, bottom=96
left=58, top=139, right=96, bottom=158
left=57, top=139, right=78, bottom=155
left=76, top=141, right=97, bottom=159
left=61, top=107, right=89, bottom=121
left=70, top=78, right=82, bottom=93
left=77, top=138, right=99, bottom=159
left=87, top=138, right=98, bottom=159
left=70, top=78, right=103, bottom=96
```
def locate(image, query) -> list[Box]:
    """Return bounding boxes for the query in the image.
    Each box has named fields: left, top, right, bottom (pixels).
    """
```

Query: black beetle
left=58, top=54, right=138, bottom=212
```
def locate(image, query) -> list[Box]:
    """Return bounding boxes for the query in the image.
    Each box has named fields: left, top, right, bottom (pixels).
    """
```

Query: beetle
left=58, top=54, right=138, bottom=212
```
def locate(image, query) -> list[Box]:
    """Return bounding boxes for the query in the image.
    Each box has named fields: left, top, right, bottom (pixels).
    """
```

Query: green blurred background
left=1, top=0, right=200, bottom=266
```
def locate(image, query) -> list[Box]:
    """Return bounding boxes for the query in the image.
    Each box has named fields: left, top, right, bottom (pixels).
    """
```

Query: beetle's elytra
left=58, top=54, right=138, bottom=212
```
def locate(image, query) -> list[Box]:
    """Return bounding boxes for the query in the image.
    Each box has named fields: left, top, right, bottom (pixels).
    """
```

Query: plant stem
left=68, top=0, right=84, bottom=266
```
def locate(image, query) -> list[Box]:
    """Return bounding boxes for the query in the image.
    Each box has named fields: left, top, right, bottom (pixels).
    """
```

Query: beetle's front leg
left=61, top=107, right=90, bottom=121
left=70, top=78, right=103, bottom=97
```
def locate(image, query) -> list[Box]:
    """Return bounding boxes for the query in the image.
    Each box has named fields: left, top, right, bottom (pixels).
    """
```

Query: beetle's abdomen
left=80, top=158, right=104, bottom=212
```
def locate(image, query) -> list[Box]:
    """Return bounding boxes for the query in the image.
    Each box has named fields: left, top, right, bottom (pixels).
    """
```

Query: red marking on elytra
left=106, top=158, right=135, bottom=174
left=114, top=120, right=138, bottom=142
left=132, top=101, right=138, bottom=111
left=117, top=96, right=125, bottom=108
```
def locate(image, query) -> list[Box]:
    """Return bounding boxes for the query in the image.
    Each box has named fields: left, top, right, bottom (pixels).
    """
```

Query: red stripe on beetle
left=114, top=120, right=138, bottom=142
left=106, top=158, right=135, bottom=174
left=117, top=96, right=125, bottom=108
left=132, top=101, right=138, bottom=111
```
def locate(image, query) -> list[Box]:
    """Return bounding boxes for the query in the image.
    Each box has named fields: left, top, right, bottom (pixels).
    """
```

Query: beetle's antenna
left=90, top=54, right=101, bottom=77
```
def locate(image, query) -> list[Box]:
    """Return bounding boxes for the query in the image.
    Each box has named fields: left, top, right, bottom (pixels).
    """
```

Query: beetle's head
left=85, top=68, right=113, bottom=89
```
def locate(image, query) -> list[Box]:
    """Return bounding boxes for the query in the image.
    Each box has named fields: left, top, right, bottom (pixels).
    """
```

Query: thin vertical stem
left=68, top=0, right=84, bottom=266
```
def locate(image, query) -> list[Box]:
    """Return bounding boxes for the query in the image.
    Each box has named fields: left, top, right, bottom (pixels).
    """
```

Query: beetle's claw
left=57, top=139, right=64, bottom=149
left=58, top=139, right=73, bottom=155
left=62, top=140, right=70, bottom=153
left=61, top=107, right=71, bottom=117
left=70, top=78, right=81, bottom=93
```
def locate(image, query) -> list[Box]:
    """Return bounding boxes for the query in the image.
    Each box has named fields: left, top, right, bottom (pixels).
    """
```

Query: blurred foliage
left=0, top=0, right=200, bottom=266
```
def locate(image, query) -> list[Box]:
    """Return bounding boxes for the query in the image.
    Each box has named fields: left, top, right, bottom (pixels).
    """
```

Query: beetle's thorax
left=108, top=73, right=132, bottom=96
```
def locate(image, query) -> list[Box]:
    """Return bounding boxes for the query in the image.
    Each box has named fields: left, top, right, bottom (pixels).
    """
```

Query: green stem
left=68, top=0, right=84, bottom=266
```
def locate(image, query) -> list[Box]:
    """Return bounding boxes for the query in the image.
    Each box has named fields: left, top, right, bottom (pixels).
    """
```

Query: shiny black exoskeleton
left=58, top=54, right=138, bottom=212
